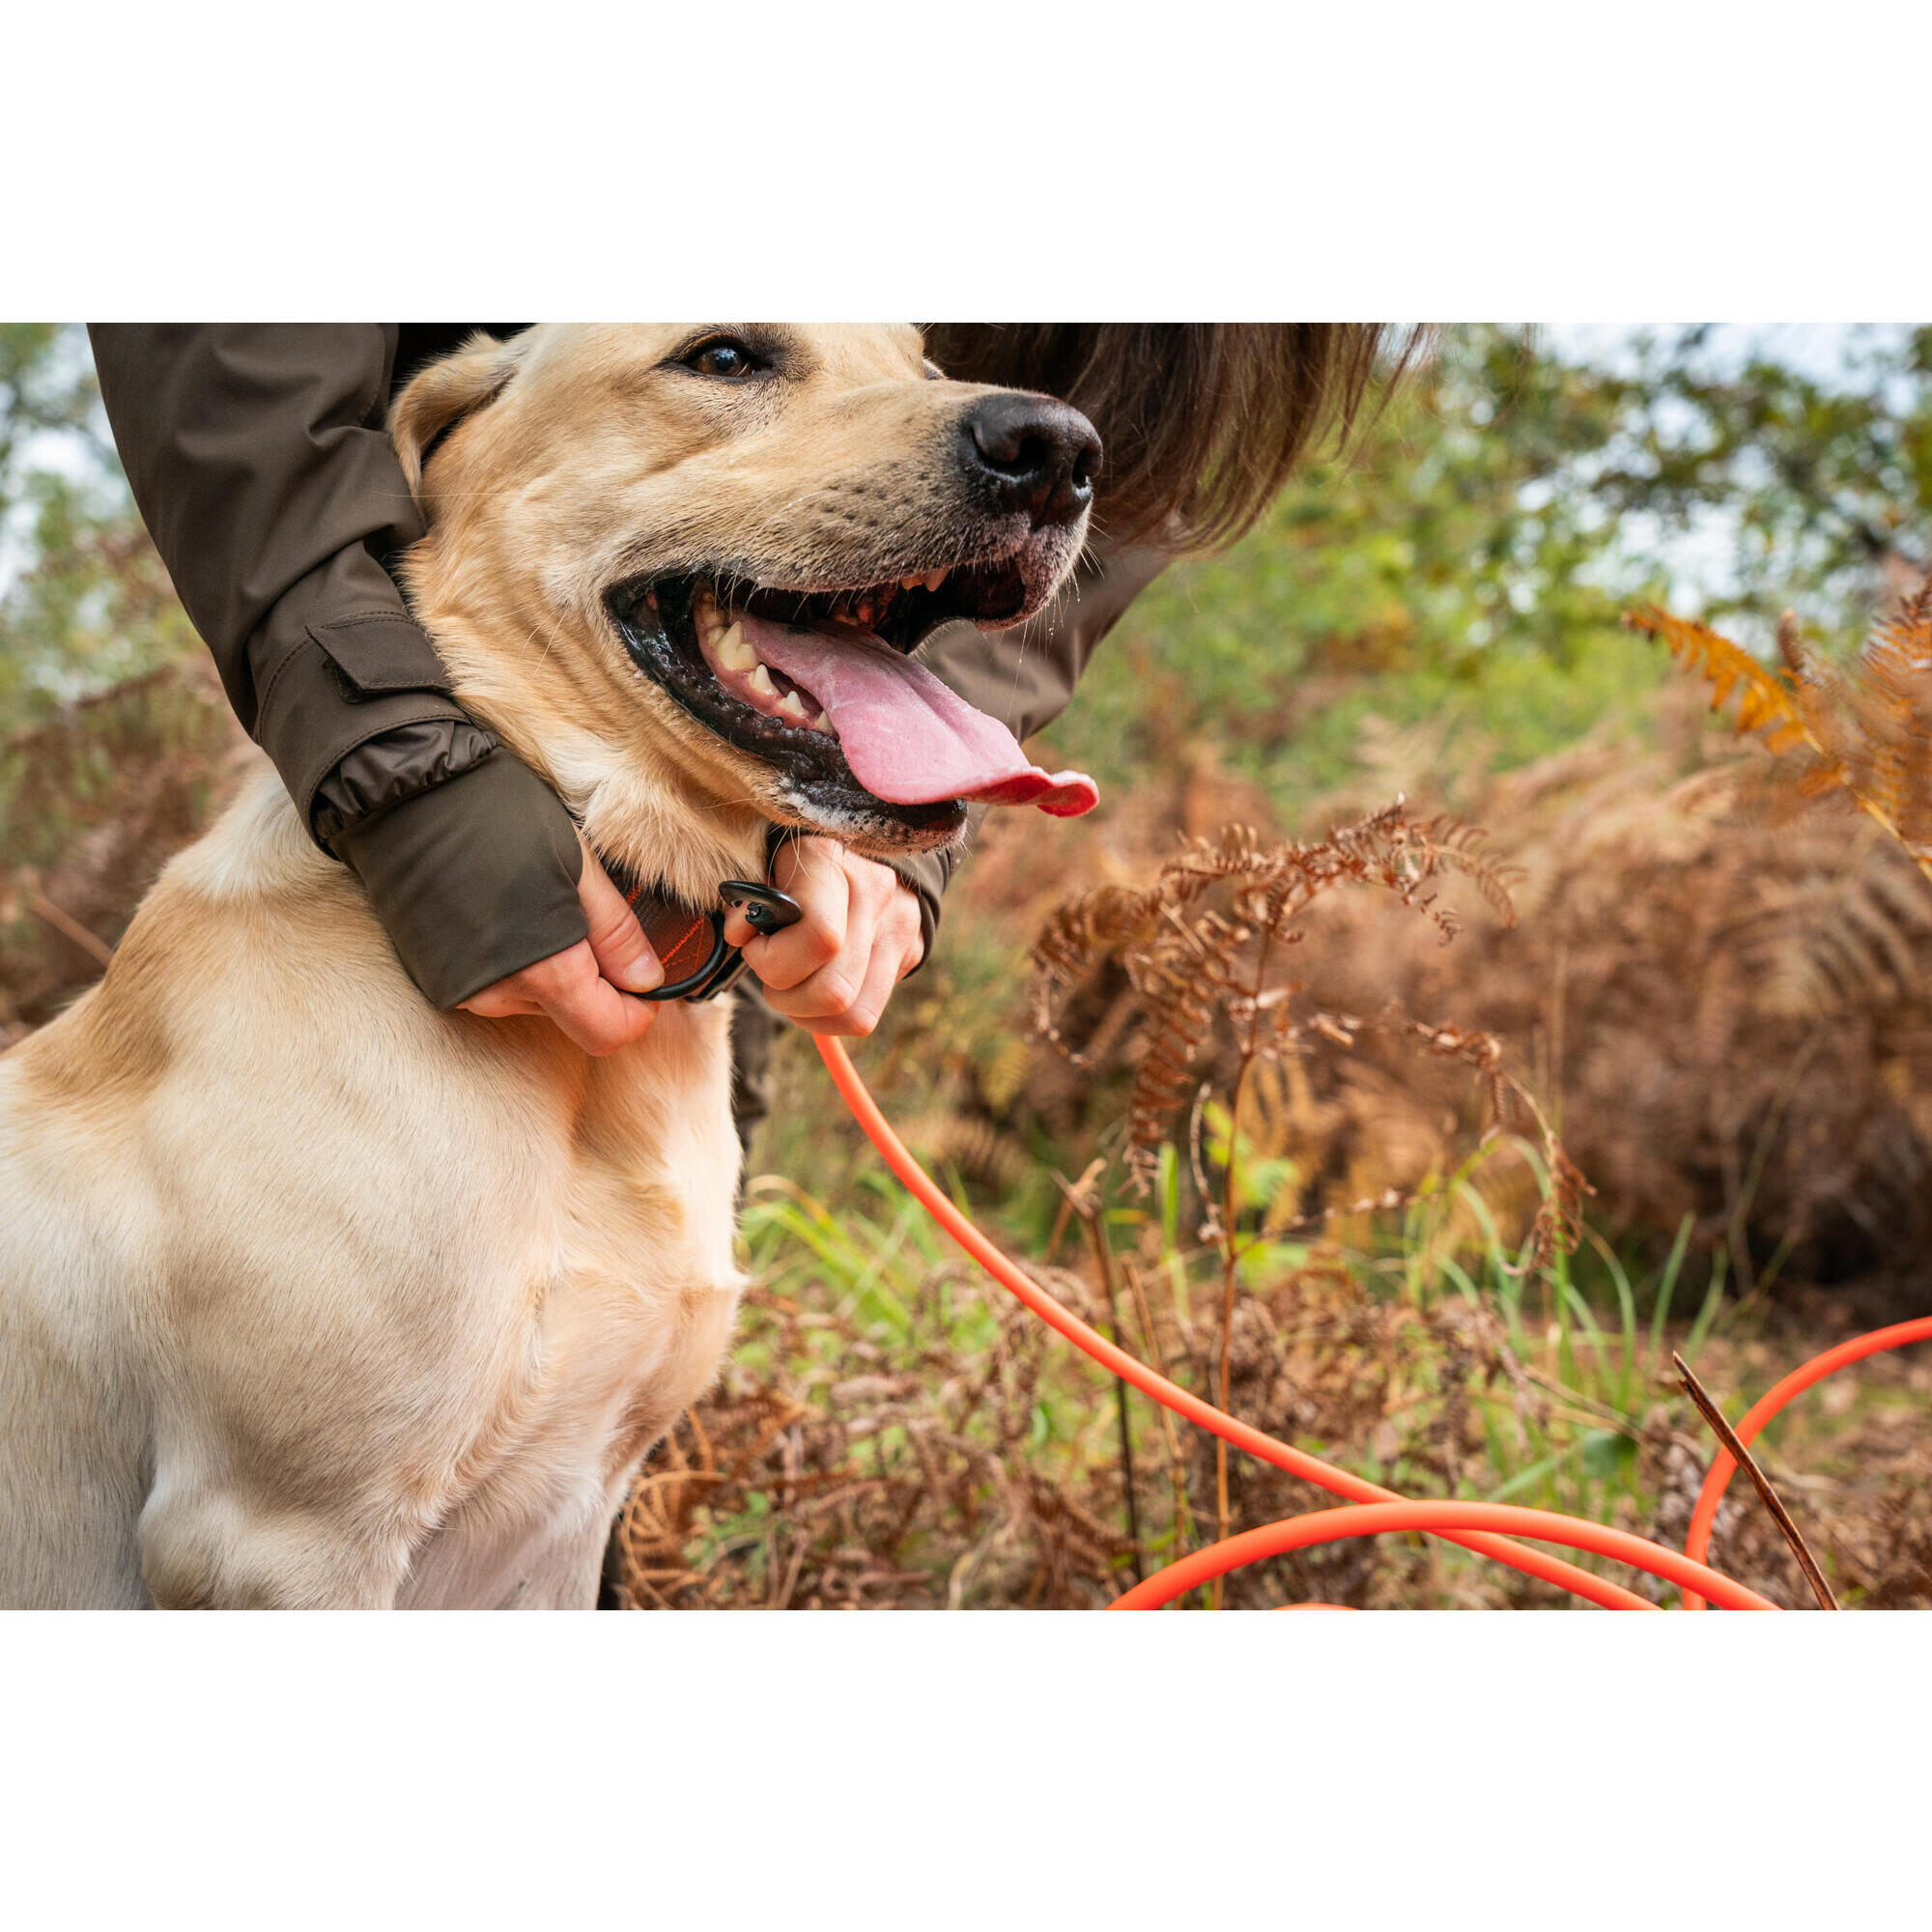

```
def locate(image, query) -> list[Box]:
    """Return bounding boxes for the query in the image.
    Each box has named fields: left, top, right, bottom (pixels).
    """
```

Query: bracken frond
left=1628, top=599, right=1932, bottom=885
left=1524, top=1137, right=1595, bottom=1279
left=1624, top=605, right=1814, bottom=756
left=1030, top=805, right=1527, bottom=1191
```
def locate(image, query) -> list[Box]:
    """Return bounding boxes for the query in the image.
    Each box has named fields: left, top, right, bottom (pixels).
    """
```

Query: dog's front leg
left=137, top=1475, right=411, bottom=1610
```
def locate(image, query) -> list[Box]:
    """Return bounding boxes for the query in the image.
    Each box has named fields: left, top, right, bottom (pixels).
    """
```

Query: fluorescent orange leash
left=816, top=1034, right=1921, bottom=1609
left=1110, top=1502, right=1776, bottom=1611
left=816, top=1036, right=1654, bottom=1609
left=1678, top=1315, right=1932, bottom=1609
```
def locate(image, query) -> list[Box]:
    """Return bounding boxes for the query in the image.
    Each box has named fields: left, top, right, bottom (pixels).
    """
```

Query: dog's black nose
left=961, top=392, right=1100, bottom=529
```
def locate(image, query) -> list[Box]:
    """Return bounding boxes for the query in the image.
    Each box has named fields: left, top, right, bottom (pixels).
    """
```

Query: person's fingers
left=735, top=838, right=849, bottom=990
left=768, top=917, right=908, bottom=1036
left=713, top=837, right=922, bottom=1033
left=459, top=985, right=546, bottom=1018
left=524, top=941, right=660, bottom=1056
left=837, top=885, right=924, bottom=1033
left=462, top=940, right=658, bottom=1055
left=459, top=848, right=662, bottom=1044
left=757, top=867, right=923, bottom=1034
left=578, top=846, right=664, bottom=995
left=761, top=889, right=879, bottom=1025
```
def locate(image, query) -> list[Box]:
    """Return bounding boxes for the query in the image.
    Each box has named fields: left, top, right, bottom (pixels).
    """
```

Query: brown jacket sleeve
left=887, top=536, right=1169, bottom=958
left=87, top=326, right=585, bottom=1009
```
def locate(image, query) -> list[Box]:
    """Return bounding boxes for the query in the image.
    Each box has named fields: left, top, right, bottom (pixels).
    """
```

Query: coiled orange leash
left=1677, top=1315, right=1932, bottom=1609
left=816, top=1034, right=1923, bottom=1609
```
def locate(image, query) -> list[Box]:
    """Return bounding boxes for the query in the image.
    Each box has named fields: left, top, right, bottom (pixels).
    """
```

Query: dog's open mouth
left=609, top=563, right=1098, bottom=829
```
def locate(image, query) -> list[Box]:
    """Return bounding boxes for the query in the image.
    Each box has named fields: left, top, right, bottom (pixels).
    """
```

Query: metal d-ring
left=636, top=880, right=804, bottom=1004
left=636, top=909, right=735, bottom=1003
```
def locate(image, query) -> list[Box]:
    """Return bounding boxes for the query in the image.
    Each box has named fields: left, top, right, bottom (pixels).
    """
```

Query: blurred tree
left=1579, top=325, right=1932, bottom=640
left=1, top=327, right=226, bottom=1035
left=1053, top=326, right=1932, bottom=818
left=0, top=324, right=192, bottom=736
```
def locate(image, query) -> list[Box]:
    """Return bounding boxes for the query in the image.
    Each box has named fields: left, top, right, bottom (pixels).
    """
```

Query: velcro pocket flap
left=310, top=613, right=453, bottom=697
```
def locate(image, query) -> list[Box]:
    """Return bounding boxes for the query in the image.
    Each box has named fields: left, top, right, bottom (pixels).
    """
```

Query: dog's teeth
left=900, top=575, right=923, bottom=591
left=716, top=622, right=755, bottom=671
left=777, top=689, right=810, bottom=723
left=923, top=567, right=949, bottom=593
left=811, top=709, right=833, bottom=734
left=748, top=663, right=778, bottom=701
left=854, top=595, right=875, bottom=627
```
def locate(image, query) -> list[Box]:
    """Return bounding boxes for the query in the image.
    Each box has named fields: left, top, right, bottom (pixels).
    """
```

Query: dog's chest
left=399, top=1004, right=748, bottom=1603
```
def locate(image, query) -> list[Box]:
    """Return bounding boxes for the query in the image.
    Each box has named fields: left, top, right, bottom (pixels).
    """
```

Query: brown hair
left=922, top=324, right=1420, bottom=554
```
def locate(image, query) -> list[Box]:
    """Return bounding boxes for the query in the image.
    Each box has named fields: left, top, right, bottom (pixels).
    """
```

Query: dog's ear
left=390, top=332, right=523, bottom=504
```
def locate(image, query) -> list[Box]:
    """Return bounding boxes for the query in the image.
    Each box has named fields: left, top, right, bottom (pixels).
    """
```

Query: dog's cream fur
left=0, top=325, right=1088, bottom=1607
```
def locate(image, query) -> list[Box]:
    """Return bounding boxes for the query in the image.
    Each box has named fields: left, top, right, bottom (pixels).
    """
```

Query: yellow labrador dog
left=0, top=325, right=1100, bottom=1607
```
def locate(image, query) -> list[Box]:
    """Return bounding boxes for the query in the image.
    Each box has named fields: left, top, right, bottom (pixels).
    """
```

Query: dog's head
left=393, top=325, right=1102, bottom=893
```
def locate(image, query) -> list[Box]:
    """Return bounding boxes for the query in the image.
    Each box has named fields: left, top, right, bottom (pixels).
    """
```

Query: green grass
left=734, top=1083, right=1755, bottom=1605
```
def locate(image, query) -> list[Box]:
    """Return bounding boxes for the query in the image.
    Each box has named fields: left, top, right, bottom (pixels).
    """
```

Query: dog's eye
left=685, top=338, right=760, bottom=380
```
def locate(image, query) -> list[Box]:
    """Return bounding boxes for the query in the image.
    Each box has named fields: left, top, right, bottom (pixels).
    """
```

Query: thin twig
left=1121, top=1257, right=1196, bottom=1563
left=770, top=1535, right=808, bottom=1612
left=29, top=894, right=114, bottom=968
left=1210, top=926, right=1274, bottom=1607
left=1673, top=1351, right=1837, bottom=1610
left=1052, top=1163, right=1144, bottom=1585
left=1042, top=1188, right=1078, bottom=1268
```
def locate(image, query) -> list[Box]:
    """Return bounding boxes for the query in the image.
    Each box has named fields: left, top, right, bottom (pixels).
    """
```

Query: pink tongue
left=740, top=614, right=1098, bottom=816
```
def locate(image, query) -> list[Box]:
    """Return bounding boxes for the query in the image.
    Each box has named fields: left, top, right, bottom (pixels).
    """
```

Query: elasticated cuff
left=335, top=751, right=587, bottom=1009
left=224, top=538, right=474, bottom=845
left=311, top=719, right=499, bottom=846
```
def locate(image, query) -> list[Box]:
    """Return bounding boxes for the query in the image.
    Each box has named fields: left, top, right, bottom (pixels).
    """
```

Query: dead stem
left=1053, top=1162, right=1145, bottom=1585
left=1212, top=927, right=1274, bottom=1607
left=1673, top=1350, right=1837, bottom=1609
left=29, top=893, right=114, bottom=969
left=1122, top=1257, right=1197, bottom=1565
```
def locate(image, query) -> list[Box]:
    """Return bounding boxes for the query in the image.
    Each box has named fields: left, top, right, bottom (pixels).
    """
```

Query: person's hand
left=724, top=837, right=923, bottom=1037
left=459, top=845, right=665, bottom=1054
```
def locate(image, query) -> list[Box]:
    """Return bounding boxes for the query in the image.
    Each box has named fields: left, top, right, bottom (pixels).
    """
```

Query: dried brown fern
left=1030, top=806, right=1568, bottom=1591
left=1032, top=804, right=1523, bottom=1193
left=1627, top=595, right=1932, bottom=883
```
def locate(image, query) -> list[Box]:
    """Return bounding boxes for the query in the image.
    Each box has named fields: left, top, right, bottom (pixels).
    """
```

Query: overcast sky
left=1542, top=323, right=1905, bottom=383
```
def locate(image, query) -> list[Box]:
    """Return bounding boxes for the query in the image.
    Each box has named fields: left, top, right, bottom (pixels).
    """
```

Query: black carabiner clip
left=639, top=879, right=804, bottom=1003
left=719, top=880, right=804, bottom=938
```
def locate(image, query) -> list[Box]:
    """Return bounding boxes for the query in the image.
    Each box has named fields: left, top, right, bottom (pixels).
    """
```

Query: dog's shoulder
left=162, top=759, right=337, bottom=907
left=8, top=763, right=380, bottom=1119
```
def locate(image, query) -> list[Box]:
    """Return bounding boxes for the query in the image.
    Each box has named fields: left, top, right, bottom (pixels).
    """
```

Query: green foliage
left=1050, top=326, right=1932, bottom=821
left=1580, top=325, right=1932, bottom=641
left=0, top=325, right=195, bottom=738
left=1053, top=329, right=1672, bottom=817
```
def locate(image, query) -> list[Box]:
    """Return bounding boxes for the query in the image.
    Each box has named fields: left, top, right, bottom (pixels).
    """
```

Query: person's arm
left=884, top=535, right=1171, bottom=958
left=87, top=325, right=592, bottom=1011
